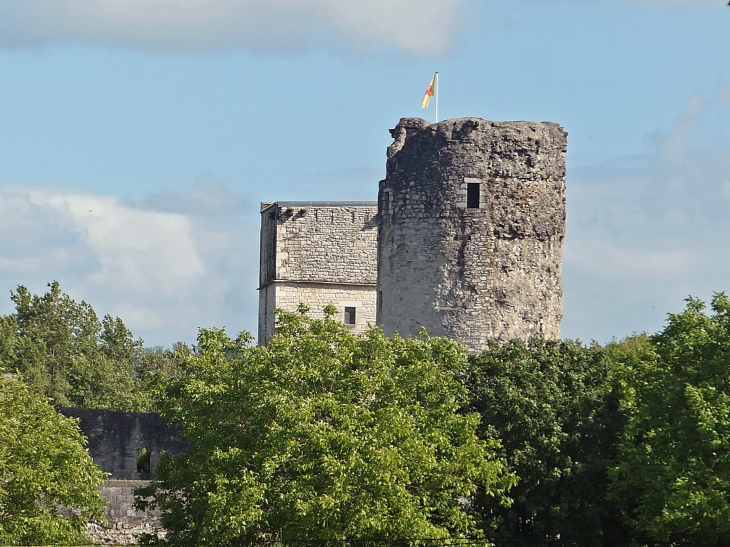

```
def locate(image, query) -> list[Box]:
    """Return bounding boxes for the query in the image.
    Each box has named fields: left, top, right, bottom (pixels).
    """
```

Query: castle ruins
left=259, top=117, right=568, bottom=352
left=61, top=116, right=568, bottom=544
left=258, top=201, right=378, bottom=344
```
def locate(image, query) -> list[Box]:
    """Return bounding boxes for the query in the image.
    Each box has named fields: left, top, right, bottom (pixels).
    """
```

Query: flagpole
left=434, top=72, right=439, bottom=123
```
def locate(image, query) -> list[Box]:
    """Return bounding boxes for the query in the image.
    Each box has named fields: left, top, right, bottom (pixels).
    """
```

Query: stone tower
left=377, top=117, right=567, bottom=352
left=258, top=201, right=378, bottom=344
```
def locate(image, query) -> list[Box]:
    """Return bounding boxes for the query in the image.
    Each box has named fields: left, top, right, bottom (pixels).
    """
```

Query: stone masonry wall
left=259, top=283, right=377, bottom=343
left=260, top=201, right=278, bottom=288
left=261, top=203, right=378, bottom=285
left=55, top=409, right=186, bottom=544
left=58, top=408, right=187, bottom=480
left=86, top=480, right=164, bottom=545
left=275, top=282, right=376, bottom=327
left=259, top=202, right=378, bottom=344
left=259, top=284, right=278, bottom=344
left=377, top=117, right=567, bottom=352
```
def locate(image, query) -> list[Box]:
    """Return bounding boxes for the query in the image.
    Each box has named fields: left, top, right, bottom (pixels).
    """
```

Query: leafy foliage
left=0, top=315, right=16, bottom=372
left=609, top=293, right=730, bottom=539
left=134, top=343, right=189, bottom=411
left=4, top=281, right=152, bottom=411
left=0, top=375, right=107, bottom=544
left=137, top=306, right=515, bottom=545
left=467, top=339, right=626, bottom=543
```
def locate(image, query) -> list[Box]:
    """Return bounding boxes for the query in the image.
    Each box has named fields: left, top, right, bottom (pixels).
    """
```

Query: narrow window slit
left=467, top=183, right=480, bottom=209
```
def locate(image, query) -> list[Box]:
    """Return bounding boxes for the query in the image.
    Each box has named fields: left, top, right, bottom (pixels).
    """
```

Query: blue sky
left=0, top=0, right=728, bottom=346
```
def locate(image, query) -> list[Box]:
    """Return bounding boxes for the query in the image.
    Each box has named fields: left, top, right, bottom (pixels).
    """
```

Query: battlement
left=261, top=201, right=377, bottom=209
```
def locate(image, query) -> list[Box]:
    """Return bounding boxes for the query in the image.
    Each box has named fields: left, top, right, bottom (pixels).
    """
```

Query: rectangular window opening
left=344, top=307, right=356, bottom=325
left=137, top=447, right=151, bottom=474
left=467, top=183, right=480, bottom=209
left=381, top=191, right=390, bottom=214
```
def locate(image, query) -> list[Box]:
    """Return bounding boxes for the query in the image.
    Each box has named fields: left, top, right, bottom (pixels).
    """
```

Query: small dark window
left=381, top=191, right=390, bottom=214
left=344, top=307, right=356, bottom=325
left=137, top=447, right=151, bottom=474
left=467, top=183, right=480, bottom=209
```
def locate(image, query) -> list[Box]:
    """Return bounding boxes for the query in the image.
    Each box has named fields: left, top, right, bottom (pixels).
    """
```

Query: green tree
left=0, top=315, right=16, bottom=372
left=137, top=306, right=515, bottom=545
left=7, top=281, right=148, bottom=410
left=134, top=344, right=189, bottom=411
left=0, top=375, right=107, bottom=544
left=609, top=294, right=730, bottom=539
left=467, top=338, right=626, bottom=543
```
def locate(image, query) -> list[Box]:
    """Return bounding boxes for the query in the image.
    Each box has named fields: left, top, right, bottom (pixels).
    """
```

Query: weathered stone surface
left=258, top=202, right=378, bottom=344
left=57, top=408, right=187, bottom=480
left=85, top=480, right=164, bottom=545
left=377, top=117, right=567, bottom=352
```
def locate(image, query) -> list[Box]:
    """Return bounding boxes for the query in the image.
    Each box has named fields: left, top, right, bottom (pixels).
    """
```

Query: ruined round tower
left=376, top=117, right=567, bottom=352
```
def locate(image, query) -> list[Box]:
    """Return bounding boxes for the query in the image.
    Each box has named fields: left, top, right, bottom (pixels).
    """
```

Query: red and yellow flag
left=421, top=75, right=436, bottom=108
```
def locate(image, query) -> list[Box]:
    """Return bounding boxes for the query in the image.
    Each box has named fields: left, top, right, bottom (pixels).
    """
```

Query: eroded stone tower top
left=377, top=117, right=567, bottom=352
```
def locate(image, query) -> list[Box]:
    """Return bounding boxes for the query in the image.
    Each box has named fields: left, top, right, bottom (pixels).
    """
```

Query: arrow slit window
left=467, top=183, right=480, bottom=209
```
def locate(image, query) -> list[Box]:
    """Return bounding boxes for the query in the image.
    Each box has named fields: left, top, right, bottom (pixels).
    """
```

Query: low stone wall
left=58, top=407, right=188, bottom=480
left=86, top=480, right=164, bottom=545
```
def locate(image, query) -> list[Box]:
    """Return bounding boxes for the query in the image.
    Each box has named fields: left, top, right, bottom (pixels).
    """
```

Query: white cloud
left=0, top=0, right=463, bottom=54
left=563, top=84, right=730, bottom=342
left=0, top=179, right=259, bottom=346
left=0, top=0, right=719, bottom=55
left=28, top=191, right=206, bottom=298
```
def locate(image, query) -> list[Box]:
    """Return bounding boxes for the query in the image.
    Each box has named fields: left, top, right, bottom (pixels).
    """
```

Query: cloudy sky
left=0, top=0, right=728, bottom=346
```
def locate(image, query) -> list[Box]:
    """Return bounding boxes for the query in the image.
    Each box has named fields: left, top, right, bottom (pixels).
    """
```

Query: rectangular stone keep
left=377, top=117, right=567, bottom=352
left=258, top=201, right=378, bottom=344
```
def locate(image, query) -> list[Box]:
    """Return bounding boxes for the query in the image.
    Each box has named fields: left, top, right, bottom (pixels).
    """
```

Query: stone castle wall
left=58, top=408, right=187, bottom=480
left=268, top=281, right=377, bottom=328
left=377, top=117, right=567, bottom=352
left=56, top=409, right=186, bottom=544
left=258, top=202, right=378, bottom=343
left=75, top=115, right=567, bottom=543
left=260, top=202, right=378, bottom=285
left=85, top=480, right=164, bottom=545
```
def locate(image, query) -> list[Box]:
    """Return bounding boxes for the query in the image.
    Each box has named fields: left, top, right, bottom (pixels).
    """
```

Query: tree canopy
left=467, top=338, right=626, bottom=543
left=609, top=293, right=730, bottom=539
left=2, top=278, right=730, bottom=544
left=136, top=306, right=515, bottom=545
left=0, top=375, right=107, bottom=544
left=0, top=281, right=181, bottom=411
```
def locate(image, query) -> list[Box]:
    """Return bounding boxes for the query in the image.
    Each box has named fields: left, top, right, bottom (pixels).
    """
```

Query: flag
left=421, top=75, right=436, bottom=108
